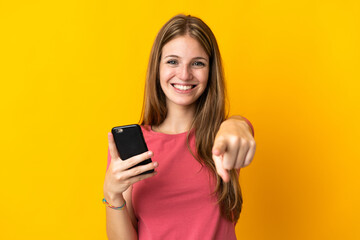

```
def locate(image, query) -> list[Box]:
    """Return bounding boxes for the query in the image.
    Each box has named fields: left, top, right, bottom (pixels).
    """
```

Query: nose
left=177, top=65, right=193, bottom=81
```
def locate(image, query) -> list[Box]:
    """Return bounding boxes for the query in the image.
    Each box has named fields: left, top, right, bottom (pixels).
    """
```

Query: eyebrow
left=164, top=55, right=208, bottom=62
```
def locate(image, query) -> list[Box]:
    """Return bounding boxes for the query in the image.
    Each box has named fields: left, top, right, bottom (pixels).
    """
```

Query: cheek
left=196, top=69, right=209, bottom=85
left=160, top=67, right=175, bottom=84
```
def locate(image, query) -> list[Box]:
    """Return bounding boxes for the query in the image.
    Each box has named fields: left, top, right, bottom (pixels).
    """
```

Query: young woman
left=103, top=14, right=256, bottom=239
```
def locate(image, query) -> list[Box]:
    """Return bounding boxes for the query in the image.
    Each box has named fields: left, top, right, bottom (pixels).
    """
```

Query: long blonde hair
left=140, top=14, right=242, bottom=223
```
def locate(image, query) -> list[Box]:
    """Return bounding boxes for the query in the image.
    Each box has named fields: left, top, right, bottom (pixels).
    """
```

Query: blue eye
left=193, top=61, right=205, bottom=66
left=167, top=60, right=178, bottom=65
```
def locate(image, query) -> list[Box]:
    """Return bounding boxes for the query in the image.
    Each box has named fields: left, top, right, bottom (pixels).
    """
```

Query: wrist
left=227, top=115, right=254, bottom=137
left=103, top=192, right=125, bottom=206
left=103, top=197, right=126, bottom=210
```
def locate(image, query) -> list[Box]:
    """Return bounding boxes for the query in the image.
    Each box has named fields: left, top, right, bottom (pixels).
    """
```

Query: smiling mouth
left=171, top=84, right=197, bottom=90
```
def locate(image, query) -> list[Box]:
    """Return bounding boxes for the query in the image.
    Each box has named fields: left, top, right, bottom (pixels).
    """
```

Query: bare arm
left=104, top=193, right=137, bottom=240
left=104, top=186, right=140, bottom=240
left=104, top=132, right=158, bottom=240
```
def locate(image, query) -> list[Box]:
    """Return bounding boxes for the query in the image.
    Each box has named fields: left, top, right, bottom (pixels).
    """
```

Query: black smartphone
left=111, top=124, right=153, bottom=174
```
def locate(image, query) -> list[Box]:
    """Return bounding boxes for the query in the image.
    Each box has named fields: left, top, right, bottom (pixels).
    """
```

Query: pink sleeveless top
left=107, top=125, right=237, bottom=240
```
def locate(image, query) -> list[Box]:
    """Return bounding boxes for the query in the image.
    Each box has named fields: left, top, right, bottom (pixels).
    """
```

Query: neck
left=153, top=102, right=196, bottom=134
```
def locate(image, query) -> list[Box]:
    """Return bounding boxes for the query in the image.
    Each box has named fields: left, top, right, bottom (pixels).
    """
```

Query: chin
left=168, top=99, right=198, bottom=108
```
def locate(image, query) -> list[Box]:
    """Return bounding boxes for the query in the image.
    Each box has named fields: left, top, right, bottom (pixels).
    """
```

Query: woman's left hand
left=212, top=116, right=256, bottom=182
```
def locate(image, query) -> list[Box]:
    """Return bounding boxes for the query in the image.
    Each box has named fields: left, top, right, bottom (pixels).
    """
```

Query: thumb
left=212, top=137, right=227, bottom=156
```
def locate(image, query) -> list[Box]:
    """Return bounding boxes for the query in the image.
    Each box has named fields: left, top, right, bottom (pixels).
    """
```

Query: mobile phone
left=111, top=124, right=153, bottom=174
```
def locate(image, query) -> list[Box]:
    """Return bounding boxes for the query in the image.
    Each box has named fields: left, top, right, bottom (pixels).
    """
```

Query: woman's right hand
left=103, top=132, right=158, bottom=205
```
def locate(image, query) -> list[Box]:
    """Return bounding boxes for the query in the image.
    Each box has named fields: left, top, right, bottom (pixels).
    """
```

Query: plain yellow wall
left=1, top=0, right=359, bottom=239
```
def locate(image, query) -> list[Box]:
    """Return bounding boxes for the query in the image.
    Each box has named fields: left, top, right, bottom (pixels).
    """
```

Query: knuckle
left=131, top=155, right=142, bottom=164
left=136, top=155, right=145, bottom=162
left=135, top=165, right=151, bottom=176
left=229, top=135, right=240, bottom=144
left=241, top=140, right=249, bottom=149
left=239, top=138, right=249, bottom=147
left=111, top=167, right=119, bottom=175
left=124, top=160, right=133, bottom=169
left=133, top=169, right=141, bottom=176
left=146, top=163, right=155, bottom=170
left=115, top=174, right=124, bottom=181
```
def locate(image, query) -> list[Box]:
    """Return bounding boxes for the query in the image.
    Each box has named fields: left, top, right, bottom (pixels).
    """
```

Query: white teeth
left=173, top=84, right=193, bottom=90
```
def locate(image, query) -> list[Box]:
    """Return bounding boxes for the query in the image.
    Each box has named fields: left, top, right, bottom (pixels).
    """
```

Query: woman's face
left=159, top=35, right=209, bottom=110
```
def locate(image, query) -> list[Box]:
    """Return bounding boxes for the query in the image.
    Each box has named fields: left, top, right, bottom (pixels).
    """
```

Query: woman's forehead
left=161, top=35, right=209, bottom=60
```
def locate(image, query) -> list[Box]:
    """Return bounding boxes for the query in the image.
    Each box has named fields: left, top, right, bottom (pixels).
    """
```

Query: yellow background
left=1, top=0, right=359, bottom=239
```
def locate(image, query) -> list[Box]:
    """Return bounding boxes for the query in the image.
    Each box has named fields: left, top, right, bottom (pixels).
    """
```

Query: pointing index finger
left=108, top=132, right=120, bottom=160
left=213, top=154, right=230, bottom=183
